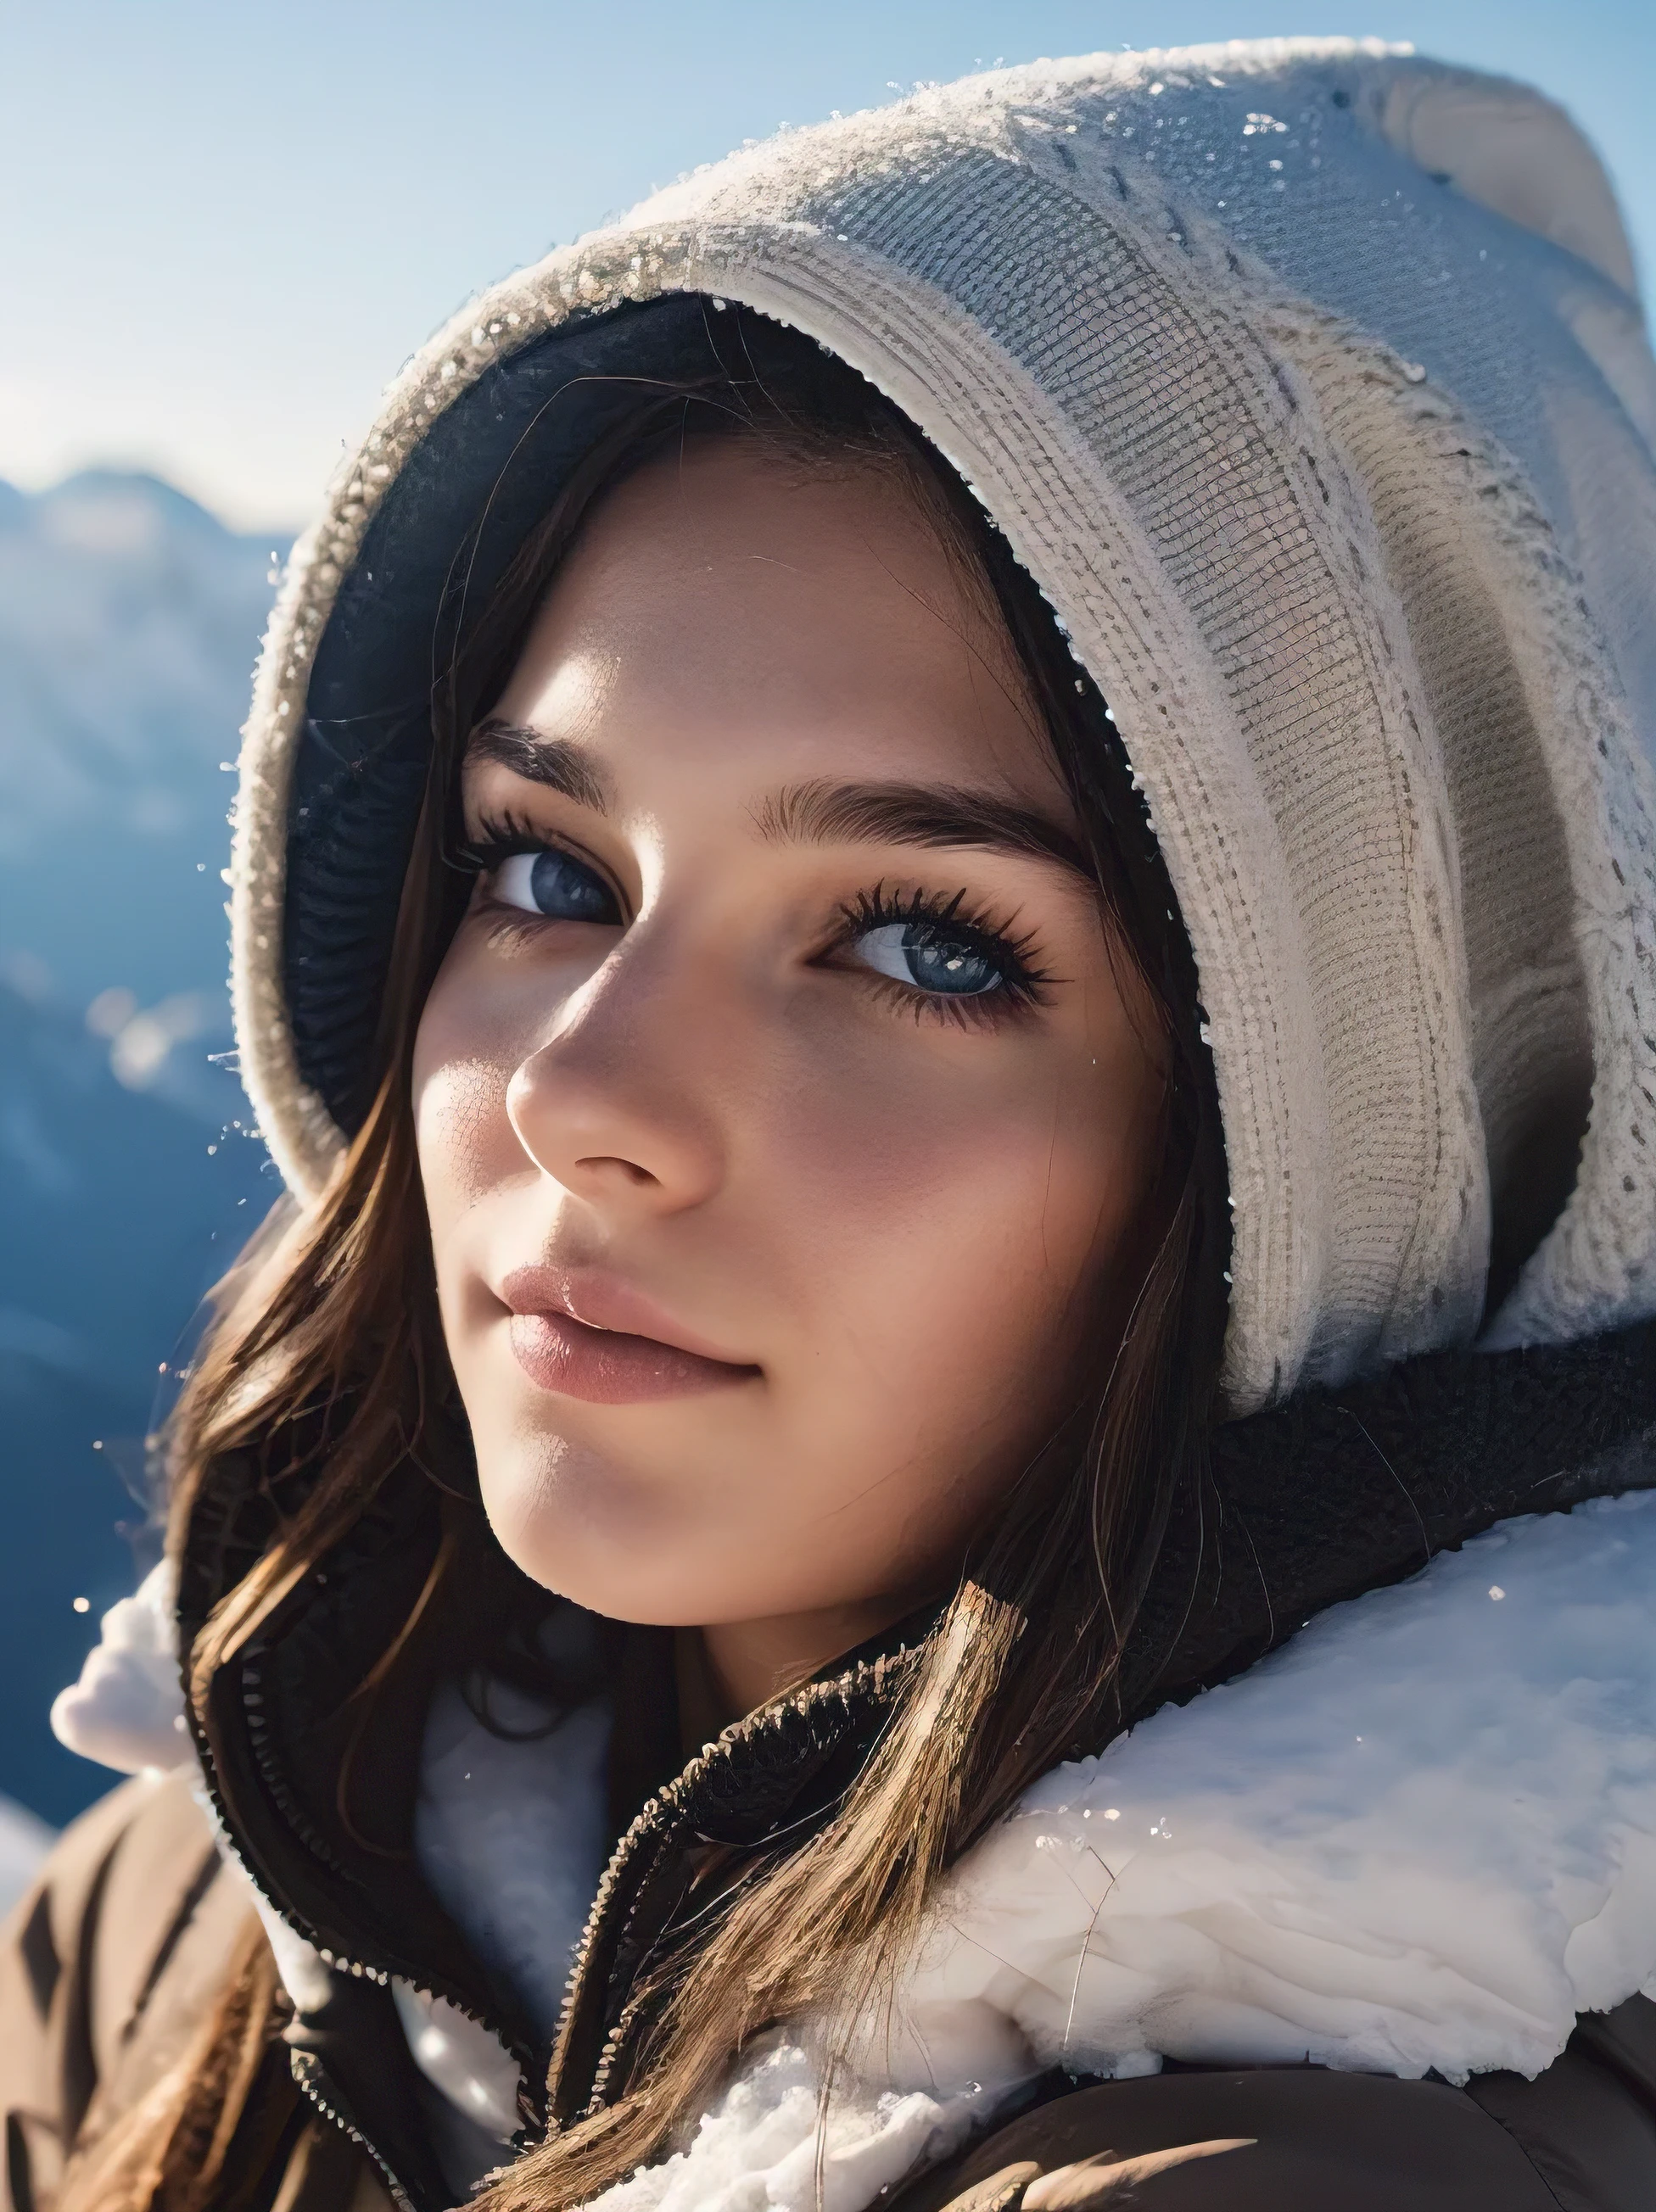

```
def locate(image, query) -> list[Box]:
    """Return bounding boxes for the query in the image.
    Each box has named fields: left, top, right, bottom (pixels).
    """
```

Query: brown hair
left=89, top=313, right=1226, bottom=2211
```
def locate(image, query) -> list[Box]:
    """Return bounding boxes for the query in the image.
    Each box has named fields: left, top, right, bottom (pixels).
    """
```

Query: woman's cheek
left=413, top=942, right=549, bottom=1217
left=763, top=1039, right=1126, bottom=1443
left=414, top=1047, right=522, bottom=1219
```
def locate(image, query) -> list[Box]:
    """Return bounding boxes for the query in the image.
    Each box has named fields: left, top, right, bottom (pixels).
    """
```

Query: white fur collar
left=51, top=1559, right=191, bottom=1775
left=580, top=1491, right=1656, bottom=2212
left=53, top=1494, right=1656, bottom=2212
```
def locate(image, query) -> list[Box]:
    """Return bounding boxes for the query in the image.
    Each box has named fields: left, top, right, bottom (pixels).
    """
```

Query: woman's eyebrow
left=754, top=778, right=1093, bottom=880
left=464, top=717, right=613, bottom=813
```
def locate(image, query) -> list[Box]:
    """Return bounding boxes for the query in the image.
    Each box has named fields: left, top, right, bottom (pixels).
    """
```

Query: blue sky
left=3, top=1, right=1652, bottom=528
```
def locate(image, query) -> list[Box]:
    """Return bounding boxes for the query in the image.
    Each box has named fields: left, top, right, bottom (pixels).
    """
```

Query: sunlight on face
left=413, top=440, right=1165, bottom=1686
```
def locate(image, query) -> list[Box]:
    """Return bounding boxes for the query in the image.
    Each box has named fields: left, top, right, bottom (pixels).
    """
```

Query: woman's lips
left=498, top=1266, right=759, bottom=1404
left=506, top=1310, right=757, bottom=1403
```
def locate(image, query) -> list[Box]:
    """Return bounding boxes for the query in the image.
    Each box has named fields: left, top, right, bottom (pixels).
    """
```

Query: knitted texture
left=232, top=41, right=1656, bottom=1411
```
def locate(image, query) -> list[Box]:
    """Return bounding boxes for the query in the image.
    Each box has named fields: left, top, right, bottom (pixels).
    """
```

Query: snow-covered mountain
left=0, top=472, right=282, bottom=1826
left=0, top=470, right=280, bottom=1008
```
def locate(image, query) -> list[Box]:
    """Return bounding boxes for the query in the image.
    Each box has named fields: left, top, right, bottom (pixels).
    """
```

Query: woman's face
left=414, top=439, right=1165, bottom=1680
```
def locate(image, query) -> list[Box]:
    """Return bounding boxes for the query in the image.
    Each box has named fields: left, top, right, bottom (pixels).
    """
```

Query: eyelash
left=828, top=883, right=1055, bottom=1028
left=458, top=815, right=1055, bottom=1025
left=459, top=812, right=619, bottom=942
left=459, top=810, right=580, bottom=874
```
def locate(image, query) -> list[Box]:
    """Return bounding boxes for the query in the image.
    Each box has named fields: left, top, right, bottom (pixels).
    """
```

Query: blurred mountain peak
left=0, top=467, right=277, bottom=548
left=0, top=465, right=288, bottom=1002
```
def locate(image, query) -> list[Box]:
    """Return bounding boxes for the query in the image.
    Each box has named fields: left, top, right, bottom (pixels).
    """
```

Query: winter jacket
left=11, top=35, right=1656, bottom=2212
left=14, top=1327, right=1656, bottom=2209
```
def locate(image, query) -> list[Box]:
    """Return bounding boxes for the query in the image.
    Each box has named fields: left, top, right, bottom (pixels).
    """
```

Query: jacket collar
left=176, top=1461, right=928, bottom=2209
left=171, top=1318, right=1656, bottom=2209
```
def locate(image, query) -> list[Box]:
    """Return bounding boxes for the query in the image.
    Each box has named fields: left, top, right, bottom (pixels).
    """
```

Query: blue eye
left=853, top=920, right=1004, bottom=997
left=492, top=848, right=618, bottom=924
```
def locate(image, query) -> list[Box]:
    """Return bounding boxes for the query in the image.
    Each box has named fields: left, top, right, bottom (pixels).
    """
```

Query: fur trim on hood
left=232, top=38, right=1656, bottom=1412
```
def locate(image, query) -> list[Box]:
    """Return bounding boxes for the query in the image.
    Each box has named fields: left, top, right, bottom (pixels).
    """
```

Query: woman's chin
left=475, top=1441, right=743, bottom=1623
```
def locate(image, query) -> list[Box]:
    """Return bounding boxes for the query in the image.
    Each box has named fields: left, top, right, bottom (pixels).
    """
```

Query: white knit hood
left=232, top=37, right=1656, bottom=1414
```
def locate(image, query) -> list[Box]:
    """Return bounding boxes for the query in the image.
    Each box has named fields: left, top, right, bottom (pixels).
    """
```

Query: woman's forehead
left=481, top=441, right=1066, bottom=816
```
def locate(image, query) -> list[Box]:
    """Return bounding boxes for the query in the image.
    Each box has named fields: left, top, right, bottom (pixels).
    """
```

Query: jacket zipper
left=192, top=1630, right=917, bottom=2192
left=547, top=1644, right=917, bottom=2121
left=288, top=2048, right=419, bottom=2212
left=187, top=1676, right=541, bottom=2208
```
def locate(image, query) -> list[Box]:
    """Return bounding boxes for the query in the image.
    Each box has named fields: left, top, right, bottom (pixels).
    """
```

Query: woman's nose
left=504, top=948, right=727, bottom=1216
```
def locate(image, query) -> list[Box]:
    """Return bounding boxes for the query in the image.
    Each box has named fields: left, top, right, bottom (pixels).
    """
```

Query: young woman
left=10, top=36, right=1656, bottom=2212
